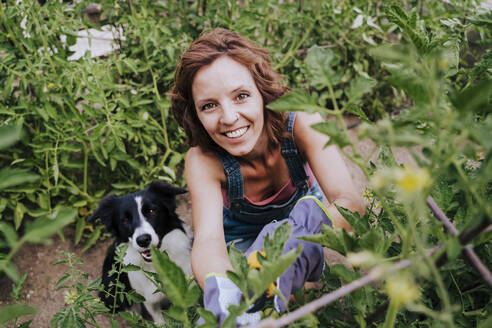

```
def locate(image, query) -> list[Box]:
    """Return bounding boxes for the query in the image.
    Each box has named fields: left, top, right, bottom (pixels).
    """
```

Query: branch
left=247, top=247, right=441, bottom=328
left=427, top=196, right=492, bottom=287
left=252, top=197, right=491, bottom=328
left=368, top=198, right=492, bottom=324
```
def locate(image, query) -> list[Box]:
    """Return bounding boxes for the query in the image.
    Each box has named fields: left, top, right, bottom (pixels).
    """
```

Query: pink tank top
left=222, top=164, right=315, bottom=208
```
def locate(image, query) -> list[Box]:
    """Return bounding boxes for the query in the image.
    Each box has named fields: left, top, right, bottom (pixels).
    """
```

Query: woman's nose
left=219, top=105, right=239, bottom=125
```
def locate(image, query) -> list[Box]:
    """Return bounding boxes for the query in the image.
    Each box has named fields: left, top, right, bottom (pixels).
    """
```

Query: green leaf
left=14, top=202, right=26, bottom=230
left=123, top=264, right=141, bottom=272
left=55, top=273, right=71, bottom=288
left=0, top=198, right=7, bottom=213
left=0, top=304, right=38, bottom=325
left=151, top=248, right=188, bottom=308
left=81, top=225, right=102, bottom=252
left=263, top=221, right=292, bottom=259
left=359, top=228, right=386, bottom=255
left=247, top=245, right=302, bottom=297
left=345, top=104, right=370, bottom=123
left=0, top=168, right=40, bottom=190
left=346, top=76, right=377, bottom=105
left=23, top=208, right=77, bottom=243
left=330, top=264, right=360, bottom=284
left=167, top=305, right=187, bottom=322
left=341, top=229, right=358, bottom=253
left=89, top=138, right=107, bottom=167
left=196, top=308, right=218, bottom=327
left=384, top=6, right=436, bottom=55
left=300, top=224, right=346, bottom=255
left=227, top=247, right=249, bottom=293
left=446, top=237, right=462, bottom=261
left=0, top=123, right=23, bottom=150
left=334, top=204, right=370, bottom=235
left=450, top=79, right=492, bottom=114
left=267, top=90, right=324, bottom=114
left=306, top=46, right=342, bottom=88
left=126, top=289, right=146, bottom=303
left=183, top=282, right=201, bottom=307
left=74, top=217, right=85, bottom=245
left=477, top=314, right=492, bottom=328
left=236, top=222, right=303, bottom=299
left=312, top=121, right=352, bottom=148
left=0, top=222, right=18, bottom=247
left=1, top=260, right=20, bottom=282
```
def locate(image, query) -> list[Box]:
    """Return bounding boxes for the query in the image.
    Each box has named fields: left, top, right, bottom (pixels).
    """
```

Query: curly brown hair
left=169, top=28, right=289, bottom=153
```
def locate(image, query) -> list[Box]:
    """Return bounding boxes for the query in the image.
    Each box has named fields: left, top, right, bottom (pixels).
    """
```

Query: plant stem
left=58, top=171, right=94, bottom=201
left=83, top=144, right=88, bottom=194
left=383, top=300, right=399, bottom=328
left=274, top=23, right=314, bottom=71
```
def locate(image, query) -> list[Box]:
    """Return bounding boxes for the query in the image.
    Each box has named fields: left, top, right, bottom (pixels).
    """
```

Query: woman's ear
left=88, top=194, right=119, bottom=235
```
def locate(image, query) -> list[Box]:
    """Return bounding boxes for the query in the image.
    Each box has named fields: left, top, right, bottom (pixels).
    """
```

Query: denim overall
left=217, top=112, right=323, bottom=251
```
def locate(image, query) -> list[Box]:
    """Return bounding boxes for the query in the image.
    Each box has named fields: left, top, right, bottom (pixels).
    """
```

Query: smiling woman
left=170, top=28, right=364, bottom=325
left=192, top=56, right=265, bottom=157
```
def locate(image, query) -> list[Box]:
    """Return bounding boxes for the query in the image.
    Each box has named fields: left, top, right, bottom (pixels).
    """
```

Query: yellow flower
left=476, top=152, right=484, bottom=161
left=64, top=290, right=78, bottom=305
left=248, top=251, right=276, bottom=297
left=385, top=275, right=420, bottom=308
left=395, top=167, right=430, bottom=193
left=47, top=83, right=55, bottom=89
left=362, top=189, right=374, bottom=201
left=437, top=59, right=449, bottom=70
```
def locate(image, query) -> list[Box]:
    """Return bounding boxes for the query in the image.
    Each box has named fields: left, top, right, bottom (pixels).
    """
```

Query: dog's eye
left=146, top=209, right=156, bottom=216
left=122, top=217, right=130, bottom=225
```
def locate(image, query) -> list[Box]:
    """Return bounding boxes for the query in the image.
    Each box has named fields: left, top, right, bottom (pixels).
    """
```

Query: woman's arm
left=294, top=112, right=366, bottom=231
left=185, top=147, right=233, bottom=289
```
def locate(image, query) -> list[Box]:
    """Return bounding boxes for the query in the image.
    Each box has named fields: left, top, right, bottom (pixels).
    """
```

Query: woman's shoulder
left=185, top=147, right=226, bottom=183
left=292, top=112, right=326, bottom=145
left=293, top=111, right=324, bottom=130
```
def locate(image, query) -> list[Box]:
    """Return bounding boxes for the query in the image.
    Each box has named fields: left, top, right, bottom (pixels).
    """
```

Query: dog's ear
left=148, top=181, right=187, bottom=196
left=88, top=194, right=118, bottom=234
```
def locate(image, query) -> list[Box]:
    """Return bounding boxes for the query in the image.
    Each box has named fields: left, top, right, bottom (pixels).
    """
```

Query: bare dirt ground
left=0, top=118, right=418, bottom=327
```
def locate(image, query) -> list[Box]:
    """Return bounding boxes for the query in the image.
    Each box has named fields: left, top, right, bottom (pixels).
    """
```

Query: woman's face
left=192, top=56, right=265, bottom=157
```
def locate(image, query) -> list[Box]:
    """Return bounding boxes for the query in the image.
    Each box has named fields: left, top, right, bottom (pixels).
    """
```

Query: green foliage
left=1, top=0, right=491, bottom=327
left=51, top=252, right=109, bottom=328
left=0, top=304, right=37, bottom=326
left=150, top=247, right=200, bottom=327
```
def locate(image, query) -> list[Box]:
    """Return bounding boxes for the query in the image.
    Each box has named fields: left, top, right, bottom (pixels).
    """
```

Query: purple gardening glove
left=245, top=196, right=334, bottom=312
left=199, top=275, right=260, bottom=326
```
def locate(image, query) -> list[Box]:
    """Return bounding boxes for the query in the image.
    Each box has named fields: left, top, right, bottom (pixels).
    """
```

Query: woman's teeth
left=225, top=127, right=247, bottom=138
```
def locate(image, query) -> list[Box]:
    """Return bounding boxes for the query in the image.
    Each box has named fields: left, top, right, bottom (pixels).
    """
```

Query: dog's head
left=89, top=181, right=187, bottom=262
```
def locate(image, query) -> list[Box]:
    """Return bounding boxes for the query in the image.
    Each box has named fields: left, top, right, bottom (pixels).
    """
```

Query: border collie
left=89, top=181, right=192, bottom=323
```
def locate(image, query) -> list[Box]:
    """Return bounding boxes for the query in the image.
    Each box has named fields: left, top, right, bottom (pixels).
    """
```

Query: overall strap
left=281, top=112, right=308, bottom=187
left=216, top=152, right=244, bottom=202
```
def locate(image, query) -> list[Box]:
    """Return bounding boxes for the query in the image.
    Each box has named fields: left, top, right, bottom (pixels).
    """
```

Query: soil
left=0, top=117, right=417, bottom=327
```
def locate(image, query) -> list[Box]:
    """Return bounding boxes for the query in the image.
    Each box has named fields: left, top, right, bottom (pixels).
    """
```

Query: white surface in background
left=59, top=25, right=125, bottom=61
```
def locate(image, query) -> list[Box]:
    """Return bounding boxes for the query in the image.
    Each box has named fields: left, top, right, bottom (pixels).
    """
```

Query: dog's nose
left=136, top=234, right=152, bottom=248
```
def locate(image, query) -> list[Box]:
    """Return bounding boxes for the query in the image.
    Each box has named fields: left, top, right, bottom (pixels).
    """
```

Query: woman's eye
left=202, top=103, right=216, bottom=111
left=237, top=93, right=249, bottom=101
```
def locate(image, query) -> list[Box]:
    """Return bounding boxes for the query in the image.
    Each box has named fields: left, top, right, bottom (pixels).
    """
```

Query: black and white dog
left=89, top=181, right=192, bottom=323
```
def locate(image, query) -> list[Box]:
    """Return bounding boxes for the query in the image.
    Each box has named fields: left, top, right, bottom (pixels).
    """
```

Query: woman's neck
left=236, top=129, right=276, bottom=167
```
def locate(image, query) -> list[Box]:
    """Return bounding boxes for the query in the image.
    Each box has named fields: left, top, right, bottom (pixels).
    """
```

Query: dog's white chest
left=123, top=246, right=165, bottom=304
